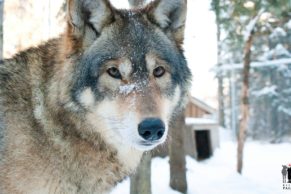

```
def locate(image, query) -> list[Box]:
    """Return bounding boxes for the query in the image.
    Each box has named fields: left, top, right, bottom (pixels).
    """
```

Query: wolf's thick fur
left=0, top=0, right=191, bottom=193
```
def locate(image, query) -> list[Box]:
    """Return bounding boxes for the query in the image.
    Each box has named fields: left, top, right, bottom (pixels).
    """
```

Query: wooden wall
left=185, top=102, right=209, bottom=118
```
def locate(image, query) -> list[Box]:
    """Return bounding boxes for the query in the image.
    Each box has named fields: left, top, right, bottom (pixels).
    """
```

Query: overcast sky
left=184, top=0, right=218, bottom=107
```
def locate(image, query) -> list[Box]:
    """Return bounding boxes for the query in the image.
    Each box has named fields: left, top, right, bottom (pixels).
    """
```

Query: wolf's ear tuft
left=67, top=0, right=114, bottom=38
left=147, top=0, right=187, bottom=45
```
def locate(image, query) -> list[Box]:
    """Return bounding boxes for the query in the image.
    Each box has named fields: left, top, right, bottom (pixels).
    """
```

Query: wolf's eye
left=107, top=67, right=122, bottom=79
left=153, top=66, right=166, bottom=78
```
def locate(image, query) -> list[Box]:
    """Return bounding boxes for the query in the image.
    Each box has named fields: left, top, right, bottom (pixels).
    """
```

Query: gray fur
left=0, top=0, right=190, bottom=193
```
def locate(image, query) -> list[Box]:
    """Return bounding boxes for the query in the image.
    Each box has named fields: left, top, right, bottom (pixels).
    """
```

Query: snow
left=270, top=27, right=287, bottom=39
left=252, top=85, right=278, bottom=97
left=216, top=58, right=291, bottom=71
left=286, top=20, right=291, bottom=30
left=110, top=0, right=130, bottom=9
left=243, top=10, right=264, bottom=41
left=259, top=44, right=291, bottom=60
left=185, top=117, right=217, bottom=125
left=119, top=84, right=136, bottom=95
left=266, top=44, right=291, bottom=59
left=274, top=44, right=291, bottom=57
left=110, top=129, right=291, bottom=194
left=278, top=106, right=291, bottom=116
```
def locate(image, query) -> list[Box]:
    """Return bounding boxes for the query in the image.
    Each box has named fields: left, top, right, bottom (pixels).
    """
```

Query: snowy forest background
left=0, top=0, right=291, bottom=194
left=213, top=0, right=291, bottom=142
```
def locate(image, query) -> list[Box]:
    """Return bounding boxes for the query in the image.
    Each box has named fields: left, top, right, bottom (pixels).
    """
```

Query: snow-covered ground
left=111, top=129, right=291, bottom=194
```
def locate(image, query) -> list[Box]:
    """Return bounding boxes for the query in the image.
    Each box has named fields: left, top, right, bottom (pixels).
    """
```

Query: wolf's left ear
left=147, top=0, right=187, bottom=46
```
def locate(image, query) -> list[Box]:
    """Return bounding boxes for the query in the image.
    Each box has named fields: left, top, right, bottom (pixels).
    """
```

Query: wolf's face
left=64, top=0, right=191, bottom=151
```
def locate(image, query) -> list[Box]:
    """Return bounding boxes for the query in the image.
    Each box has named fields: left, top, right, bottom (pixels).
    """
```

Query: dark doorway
left=195, top=130, right=211, bottom=160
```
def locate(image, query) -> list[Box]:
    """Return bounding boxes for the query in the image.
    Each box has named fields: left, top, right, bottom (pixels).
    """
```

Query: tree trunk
left=213, top=0, right=225, bottom=127
left=218, top=77, right=225, bottom=127
left=128, top=0, right=146, bottom=8
left=0, top=0, right=3, bottom=59
left=130, top=153, right=151, bottom=194
left=0, top=0, right=3, bottom=139
left=169, top=112, right=187, bottom=193
left=237, top=30, right=254, bottom=174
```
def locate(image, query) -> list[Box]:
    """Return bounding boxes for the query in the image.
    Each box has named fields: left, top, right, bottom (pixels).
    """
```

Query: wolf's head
left=60, top=0, right=191, bottom=151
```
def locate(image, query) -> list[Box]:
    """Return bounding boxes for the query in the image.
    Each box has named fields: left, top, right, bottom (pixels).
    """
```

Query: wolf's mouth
left=139, top=140, right=161, bottom=146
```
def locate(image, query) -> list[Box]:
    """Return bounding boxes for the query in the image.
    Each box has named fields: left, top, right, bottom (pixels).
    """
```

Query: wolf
left=0, top=0, right=191, bottom=193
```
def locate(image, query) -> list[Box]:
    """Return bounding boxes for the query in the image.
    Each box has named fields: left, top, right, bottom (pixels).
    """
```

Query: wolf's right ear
left=66, top=0, right=114, bottom=45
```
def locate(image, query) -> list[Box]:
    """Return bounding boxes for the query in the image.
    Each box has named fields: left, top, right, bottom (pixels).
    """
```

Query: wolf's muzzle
left=138, top=118, right=165, bottom=141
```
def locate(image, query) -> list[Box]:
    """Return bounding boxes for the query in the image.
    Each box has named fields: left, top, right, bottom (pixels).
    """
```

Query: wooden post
left=169, top=112, right=187, bottom=193
left=0, top=0, right=3, bottom=59
left=130, top=153, right=151, bottom=194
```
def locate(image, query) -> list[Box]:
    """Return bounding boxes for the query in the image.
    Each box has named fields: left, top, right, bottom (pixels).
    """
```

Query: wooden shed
left=185, top=96, right=216, bottom=118
left=184, top=97, right=220, bottom=160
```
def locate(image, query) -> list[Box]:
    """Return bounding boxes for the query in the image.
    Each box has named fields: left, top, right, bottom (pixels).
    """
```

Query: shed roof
left=188, top=96, right=216, bottom=115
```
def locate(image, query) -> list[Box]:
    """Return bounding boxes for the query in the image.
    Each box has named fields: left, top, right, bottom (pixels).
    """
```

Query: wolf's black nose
left=138, top=118, right=165, bottom=141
